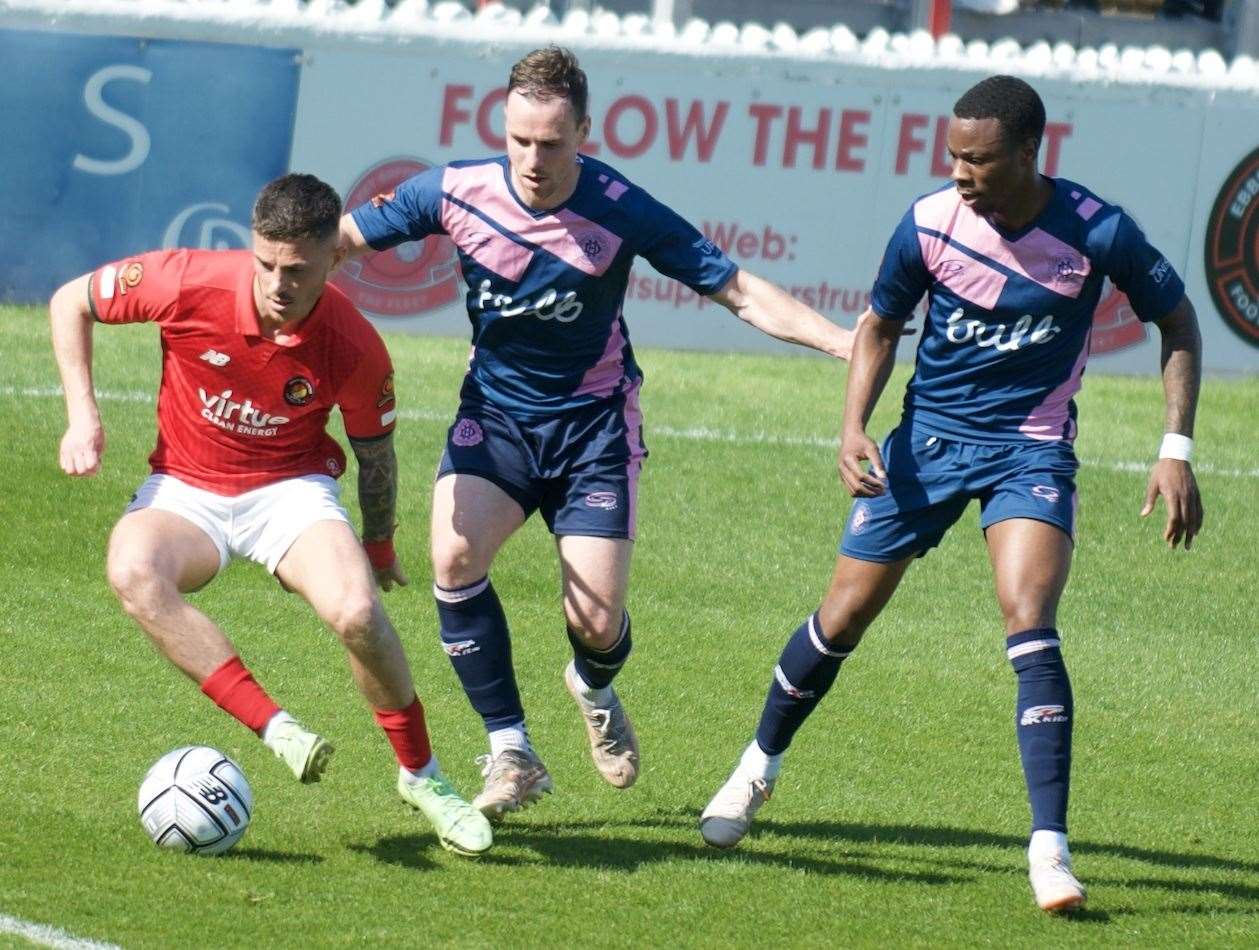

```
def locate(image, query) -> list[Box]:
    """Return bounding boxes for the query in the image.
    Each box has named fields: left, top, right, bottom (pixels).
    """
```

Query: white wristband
left=1159, top=433, right=1193, bottom=462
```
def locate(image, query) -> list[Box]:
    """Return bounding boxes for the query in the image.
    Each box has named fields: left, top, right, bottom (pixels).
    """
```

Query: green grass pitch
left=1, top=305, right=1257, bottom=947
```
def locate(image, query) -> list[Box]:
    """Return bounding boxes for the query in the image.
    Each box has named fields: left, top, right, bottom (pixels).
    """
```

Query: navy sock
left=1009, top=627, right=1073, bottom=834
left=754, top=612, right=853, bottom=756
left=567, top=612, right=632, bottom=689
left=435, top=577, right=524, bottom=731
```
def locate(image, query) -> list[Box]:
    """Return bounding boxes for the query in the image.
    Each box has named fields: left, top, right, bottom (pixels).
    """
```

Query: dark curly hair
left=953, top=75, right=1046, bottom=152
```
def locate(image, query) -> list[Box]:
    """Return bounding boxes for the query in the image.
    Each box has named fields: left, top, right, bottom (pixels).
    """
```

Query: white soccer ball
left=138, top=746, right=253, bottom=855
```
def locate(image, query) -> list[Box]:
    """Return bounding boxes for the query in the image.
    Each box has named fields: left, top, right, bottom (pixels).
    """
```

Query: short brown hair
left=251, top=173, right=341, bottom=243
left=507, top=46, right=588, bottom=121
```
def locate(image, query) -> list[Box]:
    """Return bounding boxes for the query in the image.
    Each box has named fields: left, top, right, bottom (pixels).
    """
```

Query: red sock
left=374, top=696, right=433, bottom=772
left=200, top=656, right=282, bottom=735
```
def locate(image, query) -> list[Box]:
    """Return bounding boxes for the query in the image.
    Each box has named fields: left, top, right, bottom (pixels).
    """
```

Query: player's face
left=504, top=90, right=590, bottom=209
left=250, top=233, right=345, bottom=325
left=946, top=116, right=1038, bottom=218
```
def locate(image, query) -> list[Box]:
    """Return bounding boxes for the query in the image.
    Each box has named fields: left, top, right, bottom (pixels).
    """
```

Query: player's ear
left=576, top=113, right=591, bottom=147
left=329, top=237, right=348, bottom=274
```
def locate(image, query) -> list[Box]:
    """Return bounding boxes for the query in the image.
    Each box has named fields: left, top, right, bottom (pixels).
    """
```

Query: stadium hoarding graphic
left=332, top=158, right=462, bottom=318
left=1204, top=145, right=1259, bottom=349
left=0, top=28, right=298, bottom=303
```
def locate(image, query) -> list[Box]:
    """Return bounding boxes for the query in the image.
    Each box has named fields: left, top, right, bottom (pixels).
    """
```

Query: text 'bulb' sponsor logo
left=1205, top=146, right=1259, bottom=348
left=945, top=308, right=1060, bottom=352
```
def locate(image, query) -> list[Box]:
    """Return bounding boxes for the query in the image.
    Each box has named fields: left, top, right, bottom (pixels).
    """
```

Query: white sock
left=1029, top=829, right=1069, bottom=861
left=739, top=740, right=783, bottom=781
left=568, top=661, right=614, bottom=707
left=261, top=711, right=297, bottom=747
left=401, top=757, right=440, bottom=782
left=488, top=724, right=532, bottom=758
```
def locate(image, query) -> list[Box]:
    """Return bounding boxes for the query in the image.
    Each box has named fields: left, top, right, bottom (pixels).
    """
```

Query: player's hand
left=374, top=557, right=410, bottom=592
left=59, top=420, right=105, bottom=477
left=839, top=428, right=887, bottom=497
left=1140, top=458, right=1203, bottom=549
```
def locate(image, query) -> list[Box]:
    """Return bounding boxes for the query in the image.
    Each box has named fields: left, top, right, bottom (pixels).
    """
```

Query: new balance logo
left=1020, top=704, right=1069, bottom=726
left=443, top=639, right=480, bottom=657
left=196, top=783, right=229, bottom=804
left=200, top=349, right=231, bottom=366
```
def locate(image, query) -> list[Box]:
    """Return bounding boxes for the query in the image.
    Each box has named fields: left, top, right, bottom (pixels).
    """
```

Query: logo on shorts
left=451, top=418, right=484, bottom=447
left=584, top=491, right=618, bottom=510
left=1020, top=704, right=1069, bottom=726
left=850, top=502, right=870, bottom=535
left=284, top=376, right=316, bottom=407
left=443, top=639, right=480, bottom=657
left=1205, top=146, right=1259, bottom=349
left=1031, top=485, right=1061, bottom=504
left=326, top=458, right=341, bottom=476
left=332, top=158, right=460, bottom=318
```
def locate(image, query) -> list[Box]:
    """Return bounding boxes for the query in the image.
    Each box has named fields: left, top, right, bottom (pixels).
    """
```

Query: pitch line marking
left=0, top=913, right=122, bottom=950
left=4, top=385, right=1256, bottom=480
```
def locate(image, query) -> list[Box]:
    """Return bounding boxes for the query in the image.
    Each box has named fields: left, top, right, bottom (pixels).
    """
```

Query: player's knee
left=566, top=608, right=622, bottom=650
left=816, top=599, right=876, bottom=648
left=430, top=537, right=489, bottom=589
left=327, top=593, right=381, bottom=646
left=107, top=557, right=175, bottom=621
left=1000, top=601, right=1055, bottom=635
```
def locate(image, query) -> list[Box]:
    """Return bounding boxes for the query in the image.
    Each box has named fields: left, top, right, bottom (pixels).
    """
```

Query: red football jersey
left=89, top=249, right=397, bottom=495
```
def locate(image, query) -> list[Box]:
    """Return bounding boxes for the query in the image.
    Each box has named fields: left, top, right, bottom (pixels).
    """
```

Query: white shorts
left=125, top=474, right=351, bottom=575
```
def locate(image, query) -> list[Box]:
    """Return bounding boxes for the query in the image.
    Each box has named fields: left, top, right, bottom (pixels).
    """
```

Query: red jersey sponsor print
left=90, top=249, right=397, bottom=495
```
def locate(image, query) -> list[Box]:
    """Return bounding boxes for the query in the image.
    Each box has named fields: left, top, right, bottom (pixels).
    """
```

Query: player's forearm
left=48, top=275, right=101, bottom=426
left=1157, top=300, right=1202, bottom=437
left=842, top=312, right=899, bottom=434
left=719, top=271, right=851, bottom=358
left=348, top=433, right=399, bottom=542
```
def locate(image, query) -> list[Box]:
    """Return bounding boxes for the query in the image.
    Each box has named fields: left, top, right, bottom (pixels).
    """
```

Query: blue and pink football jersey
left=351, top=155, right=737, bottom=418
left=871, top=179, right=1185, bottom=444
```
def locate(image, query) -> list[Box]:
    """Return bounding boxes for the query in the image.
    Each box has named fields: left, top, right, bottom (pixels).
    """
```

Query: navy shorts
left=437, top=386, right=647, bottom=540
left=840, top=424, right=1079, bottom=563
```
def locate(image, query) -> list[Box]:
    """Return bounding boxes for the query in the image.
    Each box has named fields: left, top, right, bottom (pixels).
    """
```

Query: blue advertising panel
left=0, top=29, right=298, bottom=302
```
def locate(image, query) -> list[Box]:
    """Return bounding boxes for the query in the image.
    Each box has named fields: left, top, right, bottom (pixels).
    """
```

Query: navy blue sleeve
left=869, top=208, right=930, bottom=321
left=1095, top=210, right=1185, bottom=323
left=632, top=190, right=738, bottom=295
left=350, top=167, right=446, bottom=251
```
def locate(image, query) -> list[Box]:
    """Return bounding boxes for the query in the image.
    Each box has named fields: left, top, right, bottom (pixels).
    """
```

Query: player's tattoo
left=1156, top=301, right=1202, bottom=437
left=348, top=432, right=398, bottom=542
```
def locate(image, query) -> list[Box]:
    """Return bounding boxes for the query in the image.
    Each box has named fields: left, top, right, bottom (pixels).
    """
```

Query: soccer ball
left=138, top=746, right=253, bottom=855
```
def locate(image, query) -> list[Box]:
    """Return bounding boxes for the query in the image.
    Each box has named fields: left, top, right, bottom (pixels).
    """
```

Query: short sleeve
left=869, top=208, right=931, bottom=321
left=349, top=167, right=447, bottom=252
left=1096, top=211, right=1185, bottom=323
left=337, top=321, right=397, bottom=440
left=634, top=191, right=738, bottom=296
left=88, top=249, right=184, bottom=325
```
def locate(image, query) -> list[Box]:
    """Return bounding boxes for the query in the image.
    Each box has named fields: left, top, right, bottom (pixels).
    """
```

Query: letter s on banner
left=72, top=64, right=152, bottom=176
